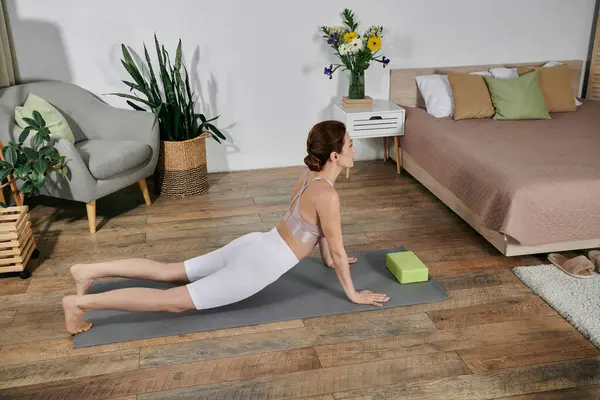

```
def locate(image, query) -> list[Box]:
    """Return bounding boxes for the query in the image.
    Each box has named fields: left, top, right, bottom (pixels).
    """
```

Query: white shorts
left=184, top=227, right=300, bottom=310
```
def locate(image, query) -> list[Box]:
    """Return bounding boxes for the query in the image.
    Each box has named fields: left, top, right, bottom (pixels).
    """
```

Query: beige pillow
left=516, top=65, right=576, bottom=113
left=447, top=72, right=495, bottom=120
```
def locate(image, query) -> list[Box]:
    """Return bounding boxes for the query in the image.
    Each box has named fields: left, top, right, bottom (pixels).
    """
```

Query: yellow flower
left=367, top=36, right=382, bottom=52
left=344, top=32, right=358, bottom=42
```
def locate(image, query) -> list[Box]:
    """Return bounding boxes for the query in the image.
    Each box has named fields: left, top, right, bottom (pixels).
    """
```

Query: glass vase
left=348, top=70, right=365, bottom=99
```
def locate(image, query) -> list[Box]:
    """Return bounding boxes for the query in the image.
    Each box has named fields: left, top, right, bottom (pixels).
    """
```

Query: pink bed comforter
left=402, top=100, right=600, bottom=246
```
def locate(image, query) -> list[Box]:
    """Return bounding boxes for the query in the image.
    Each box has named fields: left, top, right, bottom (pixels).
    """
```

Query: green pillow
left=15, top=93, right=75, bottom=143
left=483, top=71, right=551, bottom=120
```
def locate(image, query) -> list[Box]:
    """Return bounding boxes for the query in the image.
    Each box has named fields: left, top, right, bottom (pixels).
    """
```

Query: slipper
left=588, top=250, right=600, bottom=271
left=547, top=253, right=594, bottom=279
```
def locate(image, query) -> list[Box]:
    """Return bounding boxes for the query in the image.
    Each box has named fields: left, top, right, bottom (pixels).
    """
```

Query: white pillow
left=543, top=61, right=582, bottom=106
left=488, top=67, right=518, bottom=79
left=543, top=61, right=562, bottom=67
left=415, top=74, right=453, bottom=118
left=415, top=71, right=493, bottom=118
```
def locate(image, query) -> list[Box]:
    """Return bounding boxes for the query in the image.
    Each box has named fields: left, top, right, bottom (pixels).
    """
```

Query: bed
left=387, top=60, right=600, bottom=256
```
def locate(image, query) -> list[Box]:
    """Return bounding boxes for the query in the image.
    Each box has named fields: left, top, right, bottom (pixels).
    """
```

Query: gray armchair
left=0, top=81, right=160, bottom=233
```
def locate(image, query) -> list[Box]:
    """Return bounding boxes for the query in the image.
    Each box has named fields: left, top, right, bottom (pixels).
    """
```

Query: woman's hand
left=350, top=290, right=390, bottom=307
left=325, top=257, right=357, bottom=269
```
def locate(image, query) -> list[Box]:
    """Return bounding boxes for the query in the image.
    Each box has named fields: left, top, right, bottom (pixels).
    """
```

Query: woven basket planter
left=153, top=132, right=210, bottom=197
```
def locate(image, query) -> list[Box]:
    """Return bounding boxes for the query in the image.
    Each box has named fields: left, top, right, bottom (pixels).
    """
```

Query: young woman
left=62, top=120, right=390, bottom=335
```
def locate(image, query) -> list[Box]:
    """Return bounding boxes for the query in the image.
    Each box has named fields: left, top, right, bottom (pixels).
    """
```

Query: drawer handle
left=369, top=116, right=383, bottom=120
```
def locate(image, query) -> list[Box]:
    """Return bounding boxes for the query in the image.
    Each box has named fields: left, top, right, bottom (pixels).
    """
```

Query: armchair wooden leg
left=138, top=179, right=151, bottom=206
left=86, top=201, right=96, bottom=234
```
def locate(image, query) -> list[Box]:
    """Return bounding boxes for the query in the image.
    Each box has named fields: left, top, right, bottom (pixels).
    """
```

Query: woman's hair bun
left=304, top=153, right=322, bottom=171
left=305, top=120, right=346, bottom=172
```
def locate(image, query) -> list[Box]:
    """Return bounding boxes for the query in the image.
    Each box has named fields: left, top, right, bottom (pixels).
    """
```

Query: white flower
left=339, top=43, right=350, bottom=55
left=329, top=26, right=345, bottom=35
left=347, top=38, right=363, bottom=54
left=365, top=25, right=383, bottom=38
left=328, top=26, right=345, bottom=36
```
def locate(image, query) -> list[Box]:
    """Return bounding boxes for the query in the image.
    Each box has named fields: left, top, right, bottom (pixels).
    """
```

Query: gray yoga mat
left=73, top=247, right=448, bottom=348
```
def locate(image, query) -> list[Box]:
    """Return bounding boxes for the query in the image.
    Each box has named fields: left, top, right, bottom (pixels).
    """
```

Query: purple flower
left=324, top=64, right=334, bottom=79
left=382, top=56, right=390, bottom=68
left=327, top=34, right=338, bottom=45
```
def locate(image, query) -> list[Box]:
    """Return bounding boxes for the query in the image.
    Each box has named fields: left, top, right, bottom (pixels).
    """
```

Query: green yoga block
left=386, top=251, right=429, bottom=284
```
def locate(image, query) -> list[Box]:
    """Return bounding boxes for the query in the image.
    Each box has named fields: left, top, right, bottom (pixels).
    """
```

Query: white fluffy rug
left=513, top=264, right=600, bottom=348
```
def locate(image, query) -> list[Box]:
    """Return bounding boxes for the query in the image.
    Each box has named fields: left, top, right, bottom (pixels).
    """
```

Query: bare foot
left=70, top=264, right=94, bottom=296
left=61, top=295, right=92, bottom=335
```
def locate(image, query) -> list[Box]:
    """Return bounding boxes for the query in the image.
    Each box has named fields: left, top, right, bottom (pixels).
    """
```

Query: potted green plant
left=111, top=34, right=225, bottom=197
left=320, top=9, right=391, bottom=103
left=0, top=111, right=65, bottom=278
left=0, top=110, right=68, bottom=207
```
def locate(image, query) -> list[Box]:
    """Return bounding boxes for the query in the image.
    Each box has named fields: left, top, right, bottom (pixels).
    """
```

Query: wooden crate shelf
left=0, top=205, right=39, bottom=278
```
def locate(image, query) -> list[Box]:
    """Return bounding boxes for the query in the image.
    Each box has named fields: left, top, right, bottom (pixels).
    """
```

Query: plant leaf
left=122, top=80, right=144, bottom=93
left=174, top=39, right=182, bottom=73
left=17, top=152, right=27, bottom=166
left=121, top=44, right=148, bottom=89
left=36, top=173, right=46, bottom=188
left=152, top=103, right=163, bottom=130
left=109, top=93, right=155, bottom=107
left=14, top=164, right=31, bottom=180
left=3, top=146, right=17, bottom=166
left=40, top=128, right=51, bottom=142
left=121, top=61, right=151, bottom=95
left=20, top=181, right=34, bottom=194
left=184, top=65, right=194, bottom=105
left=155, top=36, right=174, bottom=108
left=34, top=158, right=47, bottom=175
left=23, top=147, right=38, bottom=160
left=154, top=34, right=165, bottom=74
left=39, top=145, right=57, bottom=158
left=21, top=117, right=39, bottom=129
left=174, top=41, right=186, bottom=105
left=0, top=167, right=11, bottom=183
left=144, top=44, right=161, bottom=103
left=206, top=123, right=226, bottom=141
left=19, top=127, right=32, bottom=143
left=195, top=113, right=220, bottom=124
left=126, top=100, right=146, bottom=111
left=34, top=132, right=44, bottom=148
left=121, top=44, right=136, bottom=68
left=32, top=110, right=46, bottom=128
left=0, top=201, right=7, bottom=208
left=160, top=48, right=177, bottom=107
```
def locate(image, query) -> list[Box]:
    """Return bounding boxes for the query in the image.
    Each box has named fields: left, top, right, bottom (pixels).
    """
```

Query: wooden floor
left=0, top=160, right=599, bottom=399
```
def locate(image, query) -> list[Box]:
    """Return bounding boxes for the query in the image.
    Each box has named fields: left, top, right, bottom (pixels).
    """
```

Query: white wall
left=6, top=0, right=597, bottom=172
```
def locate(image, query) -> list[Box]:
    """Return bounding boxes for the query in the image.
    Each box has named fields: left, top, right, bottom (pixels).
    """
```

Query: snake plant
left=111, top=34, right=225, bottom=143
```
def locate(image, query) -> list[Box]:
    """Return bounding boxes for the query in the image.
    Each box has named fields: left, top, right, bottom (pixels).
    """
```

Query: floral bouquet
left=320, top=9, right=390, bottom=99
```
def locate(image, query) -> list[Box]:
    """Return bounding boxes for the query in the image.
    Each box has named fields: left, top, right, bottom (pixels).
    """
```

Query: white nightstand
left=334, top=98, right=405, bottom=178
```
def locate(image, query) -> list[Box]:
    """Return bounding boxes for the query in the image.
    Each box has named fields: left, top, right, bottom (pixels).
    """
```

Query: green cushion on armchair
left=386, top=251, right=429, bottom=284
left=15, top=93, right=75, bottom=143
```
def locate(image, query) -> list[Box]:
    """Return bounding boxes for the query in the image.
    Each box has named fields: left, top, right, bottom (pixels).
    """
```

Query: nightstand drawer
left=333, top=99, right=406, bottom=139
left=347, top=112, right=404, bottom=138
